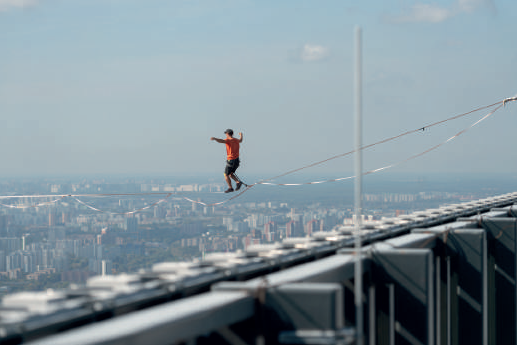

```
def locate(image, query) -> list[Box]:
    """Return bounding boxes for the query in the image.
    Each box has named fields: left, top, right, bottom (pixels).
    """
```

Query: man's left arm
left=238, top=132, right=243, bottom=143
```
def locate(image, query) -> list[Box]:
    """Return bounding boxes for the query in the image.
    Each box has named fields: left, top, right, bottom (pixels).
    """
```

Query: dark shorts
left=225, top=158, right=240, bottom=175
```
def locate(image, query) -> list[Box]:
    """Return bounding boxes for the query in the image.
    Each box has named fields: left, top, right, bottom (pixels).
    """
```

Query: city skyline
left=0, top=0, right=516, bottom=177
left=0, top=173, right=504, bottom=295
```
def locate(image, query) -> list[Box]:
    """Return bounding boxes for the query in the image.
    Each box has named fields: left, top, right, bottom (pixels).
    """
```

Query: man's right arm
left=211, top=137, right=226, bottom=144
left=238, top=132, right=243, bottom=143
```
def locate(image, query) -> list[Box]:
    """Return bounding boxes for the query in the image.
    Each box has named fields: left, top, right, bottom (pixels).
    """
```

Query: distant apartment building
left=321, top=213, right=339, bottom=229
left=154, top=206, right=167, bottom=219
left=224, top=218, right=249, bottom=232
left=290, top=209, right=303, bottom=222
left=246, top=213, right=283, bottom=228
left=97, top=229, right=117, bottom=245
left=232, top=221, right=249, bottom=232
left=251, top=229, right=262, bottom=239
left=285, top=220, right=302, bottom=238
left=0, top=250, right=4, bottom=271
left=305, top=219, right=322, bottom=236
left=245, top=214, right=261, bottom=228
left=177, top=184, right=198, bottom=192
left=102, top=260, right=112, bottom=276
left=77, top=244, right=104, bottom=261
left=0, top=238, right=22, bottom=253
left=263, top=221, right=277, bottom=242
left=203, top=206, right=214, bottom=216
left=51, top=255, right=69, bottom=272
left=243, top=235, right=261, bottom=250
left=5, top=251, right=36, bottom=273
left=48, top=211, right=57, bottom=227
left=0, top=215, right=8, bottom=237
left=50, top=184, right=60, bottom=193
left=126, top=216, right=138, bottom=232
left=181, top=237, right=200, bottom=247
left=89, top=259, right=113, bottom=276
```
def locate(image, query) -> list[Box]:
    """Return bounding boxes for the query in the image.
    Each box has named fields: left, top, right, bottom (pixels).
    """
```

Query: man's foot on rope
left=224, top=188, right=234, bottom=193
left=235, top=182, right=243, bottom=191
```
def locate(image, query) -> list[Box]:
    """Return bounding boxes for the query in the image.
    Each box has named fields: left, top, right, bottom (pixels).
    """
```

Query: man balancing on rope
left=210, top=129, right=246, bottom=193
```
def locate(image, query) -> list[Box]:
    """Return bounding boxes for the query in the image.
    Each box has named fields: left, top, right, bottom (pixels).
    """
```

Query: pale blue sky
left=0, top=0, right=515, bottom=179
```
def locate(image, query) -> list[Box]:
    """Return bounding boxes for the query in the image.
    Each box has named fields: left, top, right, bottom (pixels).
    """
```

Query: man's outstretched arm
left=238, top=132, right=243, bottom=143
left=210, top=137, right=226, bottom=143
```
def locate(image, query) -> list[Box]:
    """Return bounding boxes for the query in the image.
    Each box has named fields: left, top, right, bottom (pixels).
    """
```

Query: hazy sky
left=0, top=0, right=516, bottom=180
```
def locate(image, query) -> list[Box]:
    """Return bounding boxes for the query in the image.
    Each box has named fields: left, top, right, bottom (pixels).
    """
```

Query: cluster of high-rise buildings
left=214, top=206, right=346, bottom=249
left=0, top=230, right=117, bottom=281
left=0, top=177, right=485, bottom=294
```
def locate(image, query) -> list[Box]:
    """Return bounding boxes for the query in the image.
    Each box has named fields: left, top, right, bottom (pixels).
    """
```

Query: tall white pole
left=354, top=26, right=364, bottom=345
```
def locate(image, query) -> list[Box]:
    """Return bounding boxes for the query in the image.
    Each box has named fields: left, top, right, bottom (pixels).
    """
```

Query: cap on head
left=224, top=129, right=234, bottom=136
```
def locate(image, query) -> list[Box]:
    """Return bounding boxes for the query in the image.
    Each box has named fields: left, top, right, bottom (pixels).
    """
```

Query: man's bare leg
left=230, top=173, right=243, bottom=190
left=224, top=174, right=233, bottom=190
left=229, top=173, right=240, bottom=183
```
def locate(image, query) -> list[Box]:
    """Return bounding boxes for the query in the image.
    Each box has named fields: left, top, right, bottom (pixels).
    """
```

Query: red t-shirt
left=225, top=138, right=240, bottom=160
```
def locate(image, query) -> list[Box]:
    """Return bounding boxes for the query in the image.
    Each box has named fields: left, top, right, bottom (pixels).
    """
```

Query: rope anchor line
left=0, top=96, right=514, bottom=212
left=503, top=96, right=517, bottom=106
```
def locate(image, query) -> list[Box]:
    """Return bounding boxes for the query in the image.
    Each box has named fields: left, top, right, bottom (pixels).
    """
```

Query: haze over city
left=0, top=0, right=516, bottom=180
left=0, top=172, right=513, bottom=294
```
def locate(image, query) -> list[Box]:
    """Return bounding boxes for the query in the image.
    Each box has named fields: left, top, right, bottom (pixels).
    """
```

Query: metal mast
left=354, top=26, right=364, bottom=345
